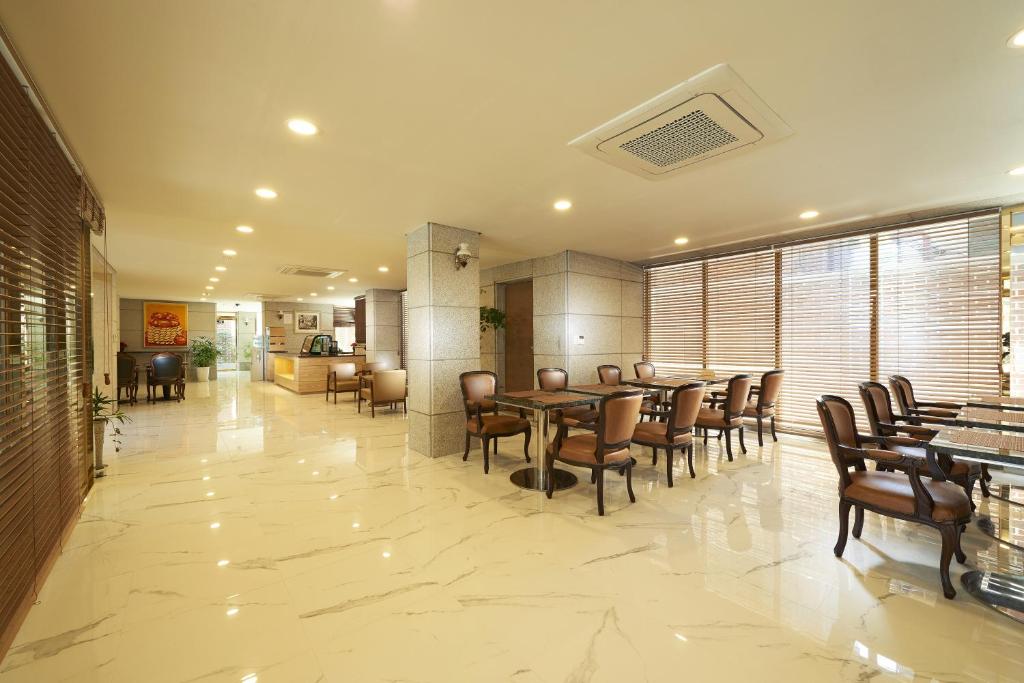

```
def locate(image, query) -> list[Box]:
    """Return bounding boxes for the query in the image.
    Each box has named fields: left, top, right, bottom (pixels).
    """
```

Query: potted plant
left=479, top=306, right=506, bottom=333
left=190, top=336, right=218, bottom=382
left=92, top=388, right=131, bottom=478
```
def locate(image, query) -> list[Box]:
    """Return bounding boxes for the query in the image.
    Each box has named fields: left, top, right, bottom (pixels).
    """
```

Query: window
left=706, top=250, right=776, bottom=376
left=644, top=260, right=703, bottom=374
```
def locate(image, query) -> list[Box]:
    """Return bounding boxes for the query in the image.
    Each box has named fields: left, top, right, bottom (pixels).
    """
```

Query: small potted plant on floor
left=190, top=336, right=218, bottom=382
left=92, top=388, right=131, bottom=478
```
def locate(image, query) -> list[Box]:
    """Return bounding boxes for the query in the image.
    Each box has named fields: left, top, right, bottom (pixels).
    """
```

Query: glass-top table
left=966, top=395, right=1024, bottom=412
left=927, top=426, right=1024, bottom=623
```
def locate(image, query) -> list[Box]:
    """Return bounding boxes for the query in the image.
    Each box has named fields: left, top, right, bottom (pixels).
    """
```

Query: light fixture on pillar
left=454, top=242, right=472, bottom=269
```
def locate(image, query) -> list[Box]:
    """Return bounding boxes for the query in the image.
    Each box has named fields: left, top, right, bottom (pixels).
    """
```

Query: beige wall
left=481, top=250, right=642, bottom=388
left=364, top=288, right=402, bottom=368
left=91, top=245, right=119, bottom=399
left=260, top=301, right=334, bottom=354
left=120, top=298, right=218, bottom=380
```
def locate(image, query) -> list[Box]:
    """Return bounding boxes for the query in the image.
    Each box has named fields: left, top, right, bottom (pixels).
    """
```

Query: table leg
left=984, top=482, right=1024, bottom=507
left=961, top=572, right=1024, bottom=623
left=509, top=409, right=577, bottom=491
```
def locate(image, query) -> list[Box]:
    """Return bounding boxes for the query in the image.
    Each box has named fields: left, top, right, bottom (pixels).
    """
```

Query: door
left=504, top=280, right=534, bottom=391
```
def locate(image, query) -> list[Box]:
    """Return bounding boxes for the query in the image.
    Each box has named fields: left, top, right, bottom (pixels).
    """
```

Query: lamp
left=454, top=242, right=472, bottom=269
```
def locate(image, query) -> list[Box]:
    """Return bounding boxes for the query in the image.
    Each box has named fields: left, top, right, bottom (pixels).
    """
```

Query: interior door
left=504, top=280, right=534, bottom=391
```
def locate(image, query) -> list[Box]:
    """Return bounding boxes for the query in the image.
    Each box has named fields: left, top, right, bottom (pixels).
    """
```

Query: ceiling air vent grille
left=278, top=265, right=345, bottom=279
left=570, top=64, right=792, bottom=180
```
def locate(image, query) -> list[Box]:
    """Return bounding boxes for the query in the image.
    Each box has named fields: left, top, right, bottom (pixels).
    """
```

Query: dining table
left=967, top=395, right=1024, bottom=412
left=926, top=424, right=1024, bottom=623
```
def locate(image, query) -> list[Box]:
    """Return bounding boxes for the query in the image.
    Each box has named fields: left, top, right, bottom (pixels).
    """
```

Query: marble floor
left=1, top=374, right=1022, bottom=682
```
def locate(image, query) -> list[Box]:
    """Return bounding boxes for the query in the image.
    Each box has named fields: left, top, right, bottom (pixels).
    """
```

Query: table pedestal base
left=984, top=482, right=1024, bottom=507
left=961, top=571, right=1024, bottom=623
left=510, top=468, right=577, bottom=491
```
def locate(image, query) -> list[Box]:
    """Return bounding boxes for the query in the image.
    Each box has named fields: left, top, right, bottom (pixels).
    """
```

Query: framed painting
left=144, top=302, right=189, bottom=347
left=294, top=311, right=321, bottom=333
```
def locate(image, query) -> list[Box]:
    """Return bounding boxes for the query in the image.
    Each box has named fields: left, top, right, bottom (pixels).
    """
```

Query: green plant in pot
left=480, top=306, right=506, bottom=333
left=92, top=388, right=132, bottom=478
left=190, top=336, right=218, bottom=382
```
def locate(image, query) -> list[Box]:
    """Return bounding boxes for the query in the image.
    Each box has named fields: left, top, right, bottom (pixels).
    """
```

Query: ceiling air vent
left=569, top=64, right=792, bottom=180
left=244, top=293, right=289, bottom=301
left=278, top=265, right=345, bottom=279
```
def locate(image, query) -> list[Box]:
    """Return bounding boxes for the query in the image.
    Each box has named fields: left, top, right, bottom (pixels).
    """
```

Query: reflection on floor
left=1, top=375, right=1022, bottom=682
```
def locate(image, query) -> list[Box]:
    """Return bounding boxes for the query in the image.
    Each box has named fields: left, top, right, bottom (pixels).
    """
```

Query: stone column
left=364, top=288, right=402, bottom=368
left=407, top=223, right=480, bottom=457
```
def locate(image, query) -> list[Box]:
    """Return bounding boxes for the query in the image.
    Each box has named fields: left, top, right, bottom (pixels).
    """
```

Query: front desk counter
left=273, top=354, right=366, bottom=394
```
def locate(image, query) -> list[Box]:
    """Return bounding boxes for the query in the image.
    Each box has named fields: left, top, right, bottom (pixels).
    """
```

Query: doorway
left=504, top=279, right=534, bottom=391
left=216, top=315, right=238, bottom=372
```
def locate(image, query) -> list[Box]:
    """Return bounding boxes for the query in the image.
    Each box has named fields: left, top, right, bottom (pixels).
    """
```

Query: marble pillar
left=407, top=223, right=480, bottom=457
left=364, top=288, right=402, bottom=368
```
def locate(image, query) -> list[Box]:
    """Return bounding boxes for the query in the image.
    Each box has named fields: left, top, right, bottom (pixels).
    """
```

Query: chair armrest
left=893, top=424, right=938, bottom=439
left=572, top=420, right=598, bottom=432
left=921, top=401, right=962, bottom=410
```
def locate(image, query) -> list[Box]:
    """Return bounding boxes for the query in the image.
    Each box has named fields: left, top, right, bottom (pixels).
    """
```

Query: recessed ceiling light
left=225, top=607, right=239, bottom=617
left=205, top=286, right=215, bottom=290
left=378, top=266, right=389, bottom=272
left=222, top=249, right=237, bottom=257
left=1009, top=167, right=1024, bottom=176
left=235, top=225, right=254, bottom=234
left=210, top=522, right=220, bottom=529
left=215, top=266, right=227, bottom=272
left=310, top=292, right=318, bottom=296
left=799, top=210, right=820, bottom=220
left=1008, top=29, right=1024, bottom=48
left=348, top=277, right=358, bottom=283
left=297, top=297, right=303, bottom=302
left=217, top=559, right=230, bottom=567
left=254, top=187, right=277, bottom=199
left=674, top=237, right=689, bottom=245
left=553, top=199, right=573, bottom=211
left=382, top=551, right=391, bottom=558
left=326, top=286, right=335, bottom=291
left=287, top=118, right=318, bottom=136
left=209, top=277, right=220, bottom=282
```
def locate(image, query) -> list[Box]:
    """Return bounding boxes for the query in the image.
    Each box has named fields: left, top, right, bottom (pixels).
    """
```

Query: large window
left=643, top=211, right=1001, bottom=432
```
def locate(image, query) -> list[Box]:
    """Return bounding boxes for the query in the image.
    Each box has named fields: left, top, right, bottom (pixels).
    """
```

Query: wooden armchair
left=695, top=374, right=752, bottom=460
left=358, top=369, right=407, bottom=417
left=146, top=352, right=184, bottom=403
left=326, top=362, right=359, bottom=404
left=631, top=382, right=704, bottom=486
left=459, top=370, right=531, bottom=473
left=116, top=352, right=139, bottom=406
left=537, top=368, right=596, bottom=427
left=817, top=394, right=971, bottom=599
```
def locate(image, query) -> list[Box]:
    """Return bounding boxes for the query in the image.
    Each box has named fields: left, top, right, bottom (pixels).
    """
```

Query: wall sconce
left=454, top=242, right=472, bottom=269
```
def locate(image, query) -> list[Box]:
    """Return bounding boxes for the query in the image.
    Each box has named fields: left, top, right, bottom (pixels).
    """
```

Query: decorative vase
left=92, top=418, right=107, bottom=478
left=196, top=366, right=210, bottom=382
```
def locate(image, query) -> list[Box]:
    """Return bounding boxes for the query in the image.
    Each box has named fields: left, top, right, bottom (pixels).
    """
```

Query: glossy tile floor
left=2, top=375, right=1022, bottom=682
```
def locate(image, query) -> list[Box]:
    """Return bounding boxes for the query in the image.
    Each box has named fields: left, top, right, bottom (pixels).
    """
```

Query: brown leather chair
left=695, top=374, right=752, bottom=460
left=631, top=382, right=704, bottom=486
left=460, top=370, right=531, bottom=473
left=816, top=394, right=970, bottom=599
left=545, top=391, right=643, bottom=515
left=634, top=361, right=656, bottom=379
left=537, top=368, right=596, bottom=427
left=632, top=361, right=667, bottom=422
left=889, top=375, right=992, bottom=492
left=597, top=364, right=622, bottom=386
left=859, top=381, right=985, bottom=506
left=116, top=353, right=139, bottom=406
left=146, top=352, right=185, bottom=403
left=358, top=369, right=407, bottom=417
left=745, top=369, right=784, bottom=446
left=357, top=361, right=389, bottom=409
left=326, top=362, right=359, bottom=404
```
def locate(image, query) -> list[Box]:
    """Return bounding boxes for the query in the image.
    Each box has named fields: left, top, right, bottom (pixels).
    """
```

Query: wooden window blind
left=643, top=260, right=703, bottom=374
left=778, top=235, right=873, bottom=431
left=705, top=250, right=776, bottom=376
left=0, top=51, right=92, bottom=653
left=877, top=213, right=1001, bottom=403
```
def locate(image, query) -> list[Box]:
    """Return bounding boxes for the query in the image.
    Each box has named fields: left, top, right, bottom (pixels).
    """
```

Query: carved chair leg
left=835, top=500, right=851, bottom=557
left=545, top=452, right=555, bottom=499
left=756, top=416, right=763, bottom=447
left=687, top=444, right=695, bottom=479
left=482, top=437, right=490, bottom=474
left=938, top=525, right=958, bottom=599
left=964, top=477, right=977, bottom=512
left=852, top=506, right=864, bottom=538
left=703, top=428, right=708, bottom=445
left=625, top=463, right=636, bottom=503
left=651, top=447, right=658, bottom=466
left=596, top=468, right=605, bottom=516
left=738, top=426, right=746, bottom=454
left=724, top=428, right=734, bottom=461
left=591, top=469, right=598, bottom=484
left=954, top=525, right=967, bottom=564
left=665, top=447, right=673, bottom=488
left=979, top=468, right=991, bottom=498
left=463, top=432, right=471, bottom=461
left=523, top=427, right=532, bottom=463
left=770, top=416, right=778, bottom=442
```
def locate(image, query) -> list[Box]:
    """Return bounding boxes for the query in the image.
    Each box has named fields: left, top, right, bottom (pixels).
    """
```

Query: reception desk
left=273, top=354, right=366, bottom=394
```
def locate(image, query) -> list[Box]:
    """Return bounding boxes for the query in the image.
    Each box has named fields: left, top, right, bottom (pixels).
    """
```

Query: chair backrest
left=722, top=374, right=753, bottom=420
left=117, top=353, right=136, bottom=387
left=150, top=353, right=182, bottom=381
left=537, top=367, right=568, bottom=391
left=758, top=370, right=784, bottom=408
left=330, top=362, right=357, bottom=381
left=594, top=391, right=643, bottom=460
left=363, top=361, right=388, bottom=374
left=597, top=364, right=622, bottom=386
left=460, top=370, right=497, bottom=417
left=888, top=375, right=916, bottom=414
left=634, top=361, right=656, bottom=379
left=859, top=381, right=896, bottom=437
left=373, top=370, right=407, bottom=401
left=666, top=382, right=705, bottom=435
left=816, top=395, right=864, bottom=486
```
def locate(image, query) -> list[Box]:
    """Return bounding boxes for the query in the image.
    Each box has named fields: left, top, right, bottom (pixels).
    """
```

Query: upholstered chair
left=859, top=381, right=985, bottom=506
left=116, top=353, right=138, bottom=405
left=537, top=368, right=596, bottom=428
left=545, top=391, right=643, bottom=515
left=816, top=394, right=971, bottom=599
left=358, top=369, right=407, bottom=417
left=147, top=352, right=184, bottom=403
left=632, top=361, right=667, bottom=422
left=744, top=369, right=784, bottom=446
left=326, top=362, right=359, bottom=404
left=631, top=382, right=704, bottom=486
left=597, top=364, right=622, bottom=386
left=460, top=370, right=531, bottom=473
left=694, top=374, right=753, bottom=460
left=633, top=361, right=656, bottom=379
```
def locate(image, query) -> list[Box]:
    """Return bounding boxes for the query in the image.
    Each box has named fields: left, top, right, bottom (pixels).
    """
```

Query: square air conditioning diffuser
left=569, top=64, right=792, bottom=179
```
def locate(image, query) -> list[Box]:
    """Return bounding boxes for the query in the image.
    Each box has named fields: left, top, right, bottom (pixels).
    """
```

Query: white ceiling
left=2, top=0, right=1024, bottom=303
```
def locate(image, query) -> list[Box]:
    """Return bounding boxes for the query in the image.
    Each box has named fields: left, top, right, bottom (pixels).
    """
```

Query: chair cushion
left=467, top=414, right=529, bottom=435
left=695, top=407, right=742, bottom=428
left=331, top=380, right=360, bottom=391
left=546, top=434, right=631, bottom=465
left=742, top=400, right=774, bottom=417
left=845, top=471, right=970, bottom=522
left=631, top=421, right=692, bottom=447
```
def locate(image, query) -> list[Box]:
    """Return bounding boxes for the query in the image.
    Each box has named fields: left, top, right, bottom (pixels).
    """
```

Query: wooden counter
left=273, top=354, right=366, bottom=394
